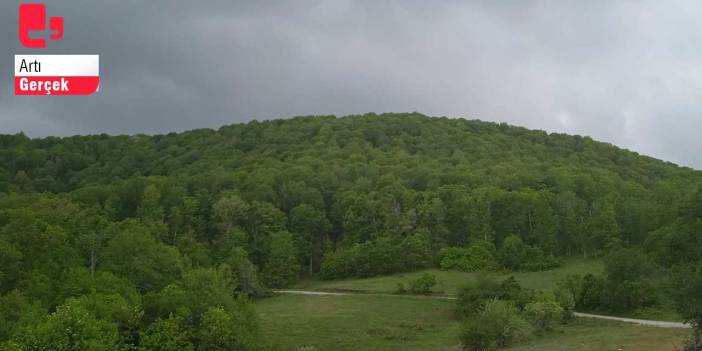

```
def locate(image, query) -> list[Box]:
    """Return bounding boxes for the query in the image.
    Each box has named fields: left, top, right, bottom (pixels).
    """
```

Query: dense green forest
left=2, top=113, right=702, bottom=350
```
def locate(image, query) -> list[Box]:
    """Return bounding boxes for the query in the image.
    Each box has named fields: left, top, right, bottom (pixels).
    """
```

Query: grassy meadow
left=295, top=257, right=604, bottom=295
left=258, top=294, right=460, bottom=351
left=256, top=294, right=687, bottom=351
left=257, top=258, right=687, bottom=350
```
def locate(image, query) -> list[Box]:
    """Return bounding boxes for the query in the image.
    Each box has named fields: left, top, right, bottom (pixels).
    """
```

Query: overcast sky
left=2, top=1, right=702, bottom=169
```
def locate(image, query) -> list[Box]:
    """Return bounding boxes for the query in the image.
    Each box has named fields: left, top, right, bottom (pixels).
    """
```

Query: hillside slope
left=0, top=113, right=696, bottom=193
left=1, top=113, right=700, bottom=264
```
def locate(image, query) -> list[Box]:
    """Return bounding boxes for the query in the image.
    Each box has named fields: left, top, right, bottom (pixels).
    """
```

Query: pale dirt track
left=274, top=290, right=691, bottom=329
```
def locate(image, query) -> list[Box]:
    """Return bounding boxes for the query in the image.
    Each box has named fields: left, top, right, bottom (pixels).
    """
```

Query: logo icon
left=15, top=4, right=99, bottom=96
left=19, top=4, right=63, bottom=48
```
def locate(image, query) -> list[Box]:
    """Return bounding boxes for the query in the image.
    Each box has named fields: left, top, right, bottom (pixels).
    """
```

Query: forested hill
left=3, top=113, right=702, bottom=349
left=1, top=112, right=700, bottom=262
left=0, top=112, right=695, bottom=194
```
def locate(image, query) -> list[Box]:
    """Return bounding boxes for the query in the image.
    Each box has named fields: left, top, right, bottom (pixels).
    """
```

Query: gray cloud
left=1, top=0, right=702, bottom=168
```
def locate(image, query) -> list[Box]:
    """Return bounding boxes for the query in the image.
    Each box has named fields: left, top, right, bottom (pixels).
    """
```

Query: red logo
left=15, top=4, right=100, bottom=96
left=19, top=4, right=63, bottom=48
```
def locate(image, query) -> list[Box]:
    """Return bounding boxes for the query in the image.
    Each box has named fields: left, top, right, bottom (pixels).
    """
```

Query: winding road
left=274, top=289, right=691, bottom=329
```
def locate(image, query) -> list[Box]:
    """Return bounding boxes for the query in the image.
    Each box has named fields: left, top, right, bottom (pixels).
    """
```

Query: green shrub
left=523, top=293, right=564, bottom=331
left=197, top=305, right=262, bottom=351
left=438, top=247, right=464, bottom=270
left=555, top=274, right=582, bottom=302
left=601, top=248, right=656, bottom=312
left=602, top=280, right=655, bottom=312
left=456, top=276, right=531, bottom=318
left=139, top=315, right=193, bottom=351
left=400, top=230, right=434, bottom=271
left=408, top=273, right=438, bottom=295
left=577, top=273, right=604, bottom=311
left=456, top=276, right=501, bottom=317
left=261, top=231, right=299, bottom=288
left=498, top=235, right=560, bottom=272
left=353, top=238, right=405, bottom=277
left=460, top=300, right=531, bottom=351
left=522, top=254, right=561, bottom=271
left=394, top=283, right=407, bottom=295
left=6, top=303, right=121, bottom=351
left=320, top=235, right=434, bottom=280
left=498, top=236, right=528, bottom=270
left=681, top=329, right=702, bottom=351
left=497, top=276, right=533, bottom=310
left=319, top=245, right=359, bottom=279
left=225, top=248, right=268, bottom=297
left=439, top=241, right=498, bottom=272
left=553, top=285, right=576, bottom=321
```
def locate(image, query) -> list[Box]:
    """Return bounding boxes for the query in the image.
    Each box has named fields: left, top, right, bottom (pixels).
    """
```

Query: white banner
left=15, top=55, right=99, bottom=77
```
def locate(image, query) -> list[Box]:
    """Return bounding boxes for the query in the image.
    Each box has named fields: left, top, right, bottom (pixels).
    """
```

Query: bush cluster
left=456, top=276, right=532, bottom=316
left=458, top=277, right=570, bottom=350
left=438, top=241, right=499, bottom=272
left=394, top=273, right=439, bottom=295
left=461, top=300, right=532, bottom=351
left=320, top=234, right=432, bottom=280
left=437, top=237, right=560, bottom=274
left=498, top=235, right=561, bottom=272
left=555, top=248, right=658, bottom=315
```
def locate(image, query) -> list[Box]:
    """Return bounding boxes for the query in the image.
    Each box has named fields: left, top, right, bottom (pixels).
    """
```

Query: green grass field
left=506, top=319, right=687, bottom=351
left=258, top=294, right=461, bottom=351
left=258, top=258, right=688, bottom=350
left=507, top=318, right=687, bottom=351
left=295, top=257, right=604, bottom=296
left=256, top=294, right=687, bottom=351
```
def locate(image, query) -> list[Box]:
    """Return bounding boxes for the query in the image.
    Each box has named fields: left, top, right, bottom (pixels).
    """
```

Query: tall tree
left=289, top=204, right=331, bottom=275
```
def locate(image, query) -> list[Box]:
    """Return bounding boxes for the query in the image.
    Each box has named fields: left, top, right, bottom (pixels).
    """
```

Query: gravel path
left=573, top=312, right=690, bottom=329
left=274, top=290, right=691, bottom=329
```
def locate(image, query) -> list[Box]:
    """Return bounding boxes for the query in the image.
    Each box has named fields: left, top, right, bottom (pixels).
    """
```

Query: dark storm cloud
left=1, top=1, right=702, bottom=168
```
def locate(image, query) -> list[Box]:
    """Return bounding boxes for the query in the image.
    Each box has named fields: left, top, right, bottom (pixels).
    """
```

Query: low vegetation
left=296, top=257, right=604, bottom=295
left=394, top=273, right=439, bottom=295
left=255, top=292, right=688, bottom=351
left=456, top=276, right=570, bottom=350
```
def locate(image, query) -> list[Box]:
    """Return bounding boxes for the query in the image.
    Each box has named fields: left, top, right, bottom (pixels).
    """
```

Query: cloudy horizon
left=2, top=1, right=702, bottom=169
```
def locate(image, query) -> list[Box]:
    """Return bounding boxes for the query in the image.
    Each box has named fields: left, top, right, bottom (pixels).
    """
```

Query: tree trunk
left=309, top=256, right=313, bottom=276
left=90, top=238, right=96, bottom=277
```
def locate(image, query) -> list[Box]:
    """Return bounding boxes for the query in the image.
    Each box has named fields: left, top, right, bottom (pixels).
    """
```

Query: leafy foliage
left=395, top=273, right=439, bottom=295
left=320, top=235, right=432, bottom=279
left=4, top=303, right=120, bottom=351
left=601, top=248, right=656, bottom=311
left=261, top=231, right=299, bottom=288
left=139, top=315, right=193, bottom=351
left=197, top=306, right=263, bottom=351
left=523, top=293, right=564, bottom=331
left=461, top=300, right=532, bottom=351
left=439, top=241, right=499, bottom=272
left=498, top=235, right=560, bottom=271
left=456, top=276, right=532, bottom=318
